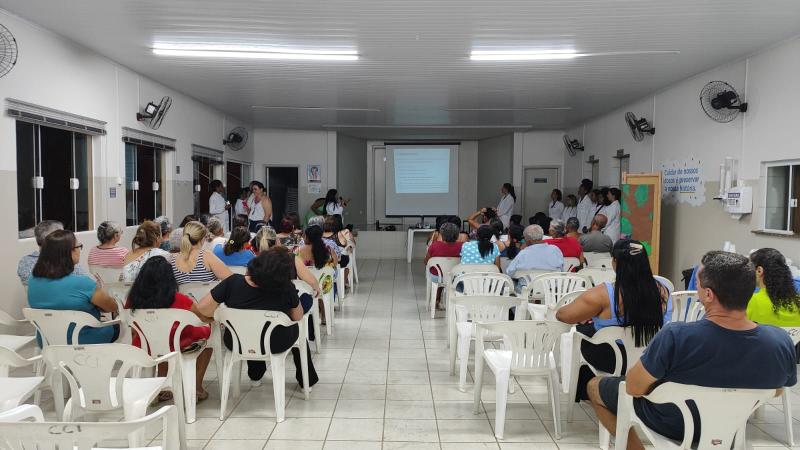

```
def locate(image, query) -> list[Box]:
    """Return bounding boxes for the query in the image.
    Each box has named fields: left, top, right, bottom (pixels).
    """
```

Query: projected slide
left=394, top=148, right=450, bottom=193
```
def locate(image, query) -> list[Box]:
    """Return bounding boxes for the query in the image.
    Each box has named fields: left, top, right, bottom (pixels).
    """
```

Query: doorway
left=523, top=167, right=560, bottom=219
left=265, top=166, right=299, bottom=223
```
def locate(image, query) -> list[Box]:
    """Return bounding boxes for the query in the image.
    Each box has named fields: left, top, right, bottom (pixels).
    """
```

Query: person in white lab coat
left=576, top=179, right=596, bottom=233
left=208, top=180, right=230, bottom=233
left=548, top=189, right=565, bottom=220
left=600, top=187, right=622, bottom=243
left=496, top=183, right=516, bottom=229
left=561, top=194, right=578, bottom=222
left=234, top=189, right=249, bottom=217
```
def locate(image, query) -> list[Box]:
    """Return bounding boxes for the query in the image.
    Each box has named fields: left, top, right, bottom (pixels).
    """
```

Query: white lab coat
left=548, top=201, right=565, bottom=220
left=576, top=195, right=596, bottom=233
left=561, top=206, right=577, bottom=222
left=497, top=194, right=515, bottom=228
left=234, top=199, right=247, bottom=217
left=601, top=200, right=621, bottom=243
left=209, top=191, right=229, bottom=233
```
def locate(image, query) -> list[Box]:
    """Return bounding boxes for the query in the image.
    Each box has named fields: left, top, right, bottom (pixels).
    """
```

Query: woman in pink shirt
left=87, top=221, right=129, bottom=268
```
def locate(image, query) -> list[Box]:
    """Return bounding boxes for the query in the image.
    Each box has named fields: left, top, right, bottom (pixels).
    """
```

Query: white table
left=407, top=228, right=435, bottom=263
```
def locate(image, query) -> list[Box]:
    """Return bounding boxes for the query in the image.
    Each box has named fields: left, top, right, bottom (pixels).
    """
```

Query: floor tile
left=204, top=440, right=268, bottom=450
left=383, top=419, right=440, bottom=442
left=437, top=419, right=497, bottom=442
left=327, top=418, right=385, bottom=441
left=334, top=399, right=386, bottom=418
left=213, top=417, right=276, bottom=440
left=270, top=418, right=331, bottom=441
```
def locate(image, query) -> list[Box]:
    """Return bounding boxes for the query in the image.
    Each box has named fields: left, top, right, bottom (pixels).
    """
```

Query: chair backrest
left=127, top=308, right=205, bottom=355
left=450, top=263, right=499, bottom=282
left=229, top=266, right=248, bottom=275
left=640, top=381, right=775, bottom=450
left=0, top=404, right=44, bottom=422
left=307, top=266, right=335, bottom=295
left=510, top=269, right=556, bottom=287
left=88, top=265, right=123, bottom=284
left=214, top=305, right=296, bottom=359
left=451, top=272, right=514, bottom=298
left=179, top=281, right=219, bottom=303
left=0, top=346, right=40, bottom=371
left=685, top=299, right=707, bottom=322
left=527, top=273, right=591, bottom=307
left=669, top=290, right=698, bottom=323
left=577, top=267, right=616, bottom=286
left=292, top=279, right=315, bottom=297
left=653, top=275, right=675, bottom=294
left=0, top=404, right=179, bottom=450
left=783, top=327, right=800, bottom=346
left=425, top=257, right=461, bottom=282
left=584, top=252, right=613, bottom=268
left=451, top=295, right=518, bottom=324
left=0, top=309, right=34, bottom=335
left=554, top=289, right=585, bottom=311
left=22, top=308, right=104, bottom=346
left=476, top=320, right=571, bottom=373
left=563, top=257, right=581, bottom=272
left=42, top=344, right=160, bottom=412
left=586, top=326, right=647, bottom=374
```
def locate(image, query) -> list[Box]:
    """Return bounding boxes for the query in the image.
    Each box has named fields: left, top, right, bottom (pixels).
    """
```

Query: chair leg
left=549, top=371, right=562, bottom=439
left=352, top=253, right=359, bottom=283
left=429, top=282, right=437, bottom=319
left=783, top=389, right=794, bottom=446
left=182, top=357, right=197, bottom=423
left=232, top=360, right=242, bottom=399
left=457, top=334, right=471, bottom=392
left=272, top=356, right=287, bottom=422
left=299, top=332, right=310, bottom=400
left=324, top=295, right=334, bottom=336
left=212, top=325, right=224, bottom=397
left=312, top=308, right=323, bottom=354
left=494, top=370, right=510, bottom=439
left=51, top=370, right=65, bottom=420
left=448, top=322, right=458, bottom=375
left=123, top=397, right=150, bottom=448
left=425, top=280, right=431, bottom=311
left=472, top=350, right=484, bottom=415
left=599, top=424, right=611, bottom=450
left=219, top=354, right=234, bottom=420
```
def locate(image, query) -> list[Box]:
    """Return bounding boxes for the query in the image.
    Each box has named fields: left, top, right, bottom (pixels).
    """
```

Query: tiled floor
left=39, top=259, right=800, bottom=448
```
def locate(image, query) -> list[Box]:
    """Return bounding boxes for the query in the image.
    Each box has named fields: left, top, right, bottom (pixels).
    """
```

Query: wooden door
left=622, top=172, right=662, bottom=273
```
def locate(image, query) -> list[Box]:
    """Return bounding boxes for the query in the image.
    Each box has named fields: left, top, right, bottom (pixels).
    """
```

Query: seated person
left=447, top=215, right=470, bottom=243
left=126, top=256, right=213, bottom=400
left=460, top=226, right=501, bottom=269
left=565, top=217, right=581, bottom=239
left=276, top=213, right=304, bottom=251
left=213, top=226, right=256, bottom=267
left=122, top=221, right=170, bottom=282
left=502, top=224, right=525, bottom=260
left=528, top=212, right=552, bottom=239
left=196, top=247, right=319, bottom=388
left=546, top=219, right=584, bottom=267
left=171, top=221, right=233, bottom=284
left=19, top=220, right=88, bottom=285
left=27, top=229, right=119, bottom=344
left=323, top=215, right=351, bottom=269
left=580, top=214, right=613, bottom=253
left=747, top=248, right=800, bottom=326
left=204, top=217, right=227, bottom=251
left=556, top=240, right=670, bottom=402
left=300, top=224, right=338, bottom=270
left=588, top=250, right=797, bottom=450
left=505, top=225, right=564, bottom=279
left=509, top=214, right=523, bottom=227
left=154, top=216, right=173, bottom=251
left=426, top=216, right=450, bottom=245
left=88, top=221, right=129, bottom=268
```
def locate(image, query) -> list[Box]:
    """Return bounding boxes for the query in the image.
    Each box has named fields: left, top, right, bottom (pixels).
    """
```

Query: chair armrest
left=93, top=318, right=121, bottom=328
left=153, top=351, right=180, bottom=365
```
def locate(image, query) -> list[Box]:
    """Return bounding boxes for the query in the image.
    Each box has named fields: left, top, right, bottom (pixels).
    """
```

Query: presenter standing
left=325, top=189, right=348, bottom=216
left=600, top=187, right=622, bottom=243
left=245, top=181, right=272, bottom=233
left=496, top=183, right=516, bottom=229
left=548, top=189, right=565, bottom=220
left=208, top=180, right=230, bottom=233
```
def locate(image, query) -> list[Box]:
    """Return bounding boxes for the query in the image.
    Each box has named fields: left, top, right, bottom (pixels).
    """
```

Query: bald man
left=579, top=214, right=613, bottom=253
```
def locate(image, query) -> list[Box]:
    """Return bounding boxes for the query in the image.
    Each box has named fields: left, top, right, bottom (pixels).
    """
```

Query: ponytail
left=476, top=226, right=494, bottom=259
left=132, top=221, right=160, bottom=249
left=305, top=225, right=329, bottom=269
left=503, top=183, right=516, bottom=202
left=180, top=221, right=207, bottom=261
left=224, top=227, right=251, bottom=256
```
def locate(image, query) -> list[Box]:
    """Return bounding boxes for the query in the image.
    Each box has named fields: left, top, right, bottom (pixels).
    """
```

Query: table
left=406, top=228, right=434, bottom=263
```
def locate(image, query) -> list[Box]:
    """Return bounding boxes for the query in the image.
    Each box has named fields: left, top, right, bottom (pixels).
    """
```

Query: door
left=265, top=166, right=299, bottom=222
left=523, top=167, right=559, bottom=218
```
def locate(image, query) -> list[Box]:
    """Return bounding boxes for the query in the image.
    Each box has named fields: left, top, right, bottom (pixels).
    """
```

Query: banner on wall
left=661, top=155, right=706, bottom=206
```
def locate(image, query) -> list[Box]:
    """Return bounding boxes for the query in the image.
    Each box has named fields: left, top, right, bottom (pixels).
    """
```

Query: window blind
left=122, top=127, right=176, bottom=151
left=6, top=98, right=107, bottom=135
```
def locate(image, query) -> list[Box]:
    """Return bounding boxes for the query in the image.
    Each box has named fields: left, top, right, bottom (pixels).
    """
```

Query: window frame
left=761, top=160, right=800, bottom=235
left=125, top=142, right=165, bottom=225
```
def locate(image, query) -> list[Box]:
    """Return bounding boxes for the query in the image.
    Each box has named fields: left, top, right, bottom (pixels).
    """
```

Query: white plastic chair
left=0, top=404, right=183, bottom=450
left=577, top=267, right=616, bottom=286
left=449, top=295, right=517, bottom=391
left=214, top=305, right=310, bottom=422
left=127, top=308, right=210, bottom=423
left=43, top=343, right=185, bottom=448
left=669, top=291, right=698, bottom=323
left=0, top=403, right=44, bottom=421
left=0, top=347, right=44, bottom=412
left=344, top=244, right=357, bottom=295
left=88, top=264, right=123, bottom=284
left=104, top=282, right=134, bottom=345
left=425, top=257, right=461, bottom=319
left=563, top=257, right=581, bottom=272
left=0, top=309, right=35, bottom=336
left=308, top=266, right=336, bottom=335
left=445, top=272, right=514, bottom=351
left=293, top=279, right=322, bottom=354
left=528, top=289, right=585, bottom=321
left=445, top=264, right=502, bottom=318
left=336, top=259, right=347, bottom=305
left=179, top=281, right=224, bottom=391
left=614, top=381, right=774, bottom=450
left=229, top=266, right=248, bottom=275
left=524, top=273, right=591, bottom=309
left=584, top=252, right=613, bottom=268
left=685, top=299, right=707, bottom=322
left=653, top=275, right=675, bottom=294
left=472, top=320, right=571, bottom=439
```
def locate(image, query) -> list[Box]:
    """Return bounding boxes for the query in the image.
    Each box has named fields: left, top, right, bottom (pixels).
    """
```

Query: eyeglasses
left=73, top=244, right=84, bottom=251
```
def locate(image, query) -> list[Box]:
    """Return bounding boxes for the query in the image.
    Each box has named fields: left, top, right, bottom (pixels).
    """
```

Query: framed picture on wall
left=307, top=164, right=321, bottom=182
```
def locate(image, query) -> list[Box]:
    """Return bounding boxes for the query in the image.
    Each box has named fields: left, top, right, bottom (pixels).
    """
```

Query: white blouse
left=496, top=194, right=515, bottom=228
left=601, top=200, right=621, bottom=243
left=209, top=192, right=229, bottom=232
left=548, top=200, right=565, bottom=220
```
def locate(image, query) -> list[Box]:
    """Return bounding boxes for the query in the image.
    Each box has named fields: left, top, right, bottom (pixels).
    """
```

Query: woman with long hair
left=747, top=248, right=800, bottom=326
left=497, top=182, right=516, bottom=229
left=126, top=256, right=213, bottom=400
left=324, top=189, right=347, bottom=216
left=504, top=224, right=525, bottom=260
left=122, top=221, right=170, bottom=282
left=213, top=226, right=255, bottom=267
left=170, top=221, right=232, bottom=284
left=298, top=225, right=337, bottom=270
left=459, top=226, right=501, bottom=269
left=561, top=194, right=578, bottom=222
left=245, top=181, right=273, bottom=233
left=556, top=239, right=670, bottom=401
left=601, top=187, right=622, bottom=243
left=548, top=189, right=565, bottom=220
left=28, top=230, right=119, bottom=344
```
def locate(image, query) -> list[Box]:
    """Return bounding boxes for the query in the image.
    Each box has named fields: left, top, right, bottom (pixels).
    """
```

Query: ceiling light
left=445, top=107, right=572, bottom=111
left=152, top=43, right=358, bottom=61
left=252, top=106, right=380, bottom=111
left=470, top=49, right=679, bottom=61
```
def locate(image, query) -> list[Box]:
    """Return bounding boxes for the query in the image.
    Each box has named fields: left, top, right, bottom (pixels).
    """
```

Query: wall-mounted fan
left=699, top=81, right=747, bottom=123
left=223, top=126, right=248, bottom=151
left=562, top=134, right=584, bottom=156
left=0, top=24, right=18, bottom=78
left=625, top=112, right=655, bottom=142
left=136, top=96, right=172, bottom=130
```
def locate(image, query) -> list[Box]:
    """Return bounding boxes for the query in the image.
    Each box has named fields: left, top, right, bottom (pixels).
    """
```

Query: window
left=226, top=160, right=252, bottom=207
left=125, top=143, right=164, bottom=225
left=763, top=162, right=800, bottom=233
left=16, top=121, right=92, bottom=237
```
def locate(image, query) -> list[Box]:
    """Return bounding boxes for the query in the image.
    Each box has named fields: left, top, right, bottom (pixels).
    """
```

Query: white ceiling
left=3, top=0, right=800, bottom=138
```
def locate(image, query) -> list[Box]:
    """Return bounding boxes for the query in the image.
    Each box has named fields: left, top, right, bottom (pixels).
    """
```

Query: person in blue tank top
left=213, top=226, right=256, bottom=267
left=556, top=239, right=671, bottom=402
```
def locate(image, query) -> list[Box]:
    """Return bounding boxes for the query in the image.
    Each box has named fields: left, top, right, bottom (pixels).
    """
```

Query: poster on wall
left=307, top=164, right=322, bottom=182
left=307, top=182, right=321, bottom=194
left=661, top=155, right=706, bottom=206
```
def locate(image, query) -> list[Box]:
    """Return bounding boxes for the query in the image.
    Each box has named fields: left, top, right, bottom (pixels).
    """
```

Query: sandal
left=197, top=389, right=209, bottom=402
left=157, top=391, right=173, bottom=403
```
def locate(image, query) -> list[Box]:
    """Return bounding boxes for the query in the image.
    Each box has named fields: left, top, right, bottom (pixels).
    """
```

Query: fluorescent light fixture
left=152, top=43, right=358, bottom=61
left=322, top=124, right=533, bottom=130
left=252, top=106, right=380, bottom=111
left=445, top=107, right=572, bottom=111
left=470, top=49, right=679, bottom=61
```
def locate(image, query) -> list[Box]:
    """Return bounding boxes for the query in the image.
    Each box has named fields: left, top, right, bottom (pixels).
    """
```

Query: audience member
left=276, top=212, right=304, bottom=251
left=580, top=215, right=613, bottom=253
left=447, top=215, right=470, bottom=242
left=426, top=216, right=450, bottom=245
left=122, top=221, right=170, bottom=282
left=488, top=217, right=507, bottom=252
left=168, top=214, right=198, bottom=254
left=154, top=216, right=172, bottom=251
left=197, top=247, right=319, bottom=388
left=576, top=179, right=596, bottom=233
left=601, top=187, right=622, bottom=243
left=556, top=240, right=670, bottom=402
left=126, top=256, right=212, bottom=400
left=509, top=214, right=523, bottom=227
left=87, top=221, right=128, bottom=268
left=548, top=189, right=565, bottom=219
left=504, top=224, right=525, bottom=260
left=205, top=217, right=227, bottom=250
left=496, top=182, right=516, bottom=229
left=565, top=217, right=581, bottom=239
left=213, top=227, right=256, bottom=267
left=425, top=223, right=464, bottom=267
left=561, top=194, right=578, bottom=221
left=298, top=225, right=337, bottom=270
left=747, top=248, right=800, bottom=326
left=234, top=189, right=249, bottom=217
left=460, top=226, right=500, bottom=268
left=546, top=219, right=584, bottom=267
left=467, top=207, right=496, bottom=233
left=323, top=215, right=350, bottom=269
left=587, top=251, right=796, bottom=450
left=232, top=214, right=249, bottom=230
left=18, top=220, right=88, bottom=285
left=529, top=212, right=552, bottom=239
left=250, top=226, right=321, bottom=301
left=198, top=213, right=211, bottom=227
left=171, top=221, right=233, bottom=284
left=505, top=225, right=563, bottom=278
left=28, top=229, right=118, bottom=344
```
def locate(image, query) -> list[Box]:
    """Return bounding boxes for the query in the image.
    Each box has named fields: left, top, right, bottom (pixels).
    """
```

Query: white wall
left=0, top=9, right=253, bottom=316
left=563, top=34, right=800, bottom=281
left=477, top=134, right=514, bottom=209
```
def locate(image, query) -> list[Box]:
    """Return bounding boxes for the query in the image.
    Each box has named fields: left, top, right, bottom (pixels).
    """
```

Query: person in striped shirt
left=87, top=221, right=129, bottom=268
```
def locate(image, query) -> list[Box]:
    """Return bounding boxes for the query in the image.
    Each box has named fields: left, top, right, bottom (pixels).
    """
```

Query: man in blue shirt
left=586, top=251, right=797, bottom=450
left=505, top=224, right=564, bottom=278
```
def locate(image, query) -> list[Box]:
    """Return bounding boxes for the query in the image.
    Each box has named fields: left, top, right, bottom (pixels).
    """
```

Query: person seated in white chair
left=87, top=221, right=128, bottom=268
left=587, top=251, right=797, bottom=450
left=505, top=225, right=564, bottom=281
left=579, top=214, right=613, bottom=254
left=18, top=220, right=89, bottom=285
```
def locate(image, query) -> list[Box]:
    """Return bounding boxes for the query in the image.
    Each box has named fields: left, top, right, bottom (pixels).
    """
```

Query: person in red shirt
left=547, top=219, right=585, bottom=269
left=126, top=256, right=212, bottom=400
left=425, top=222, right=464, bottom=309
